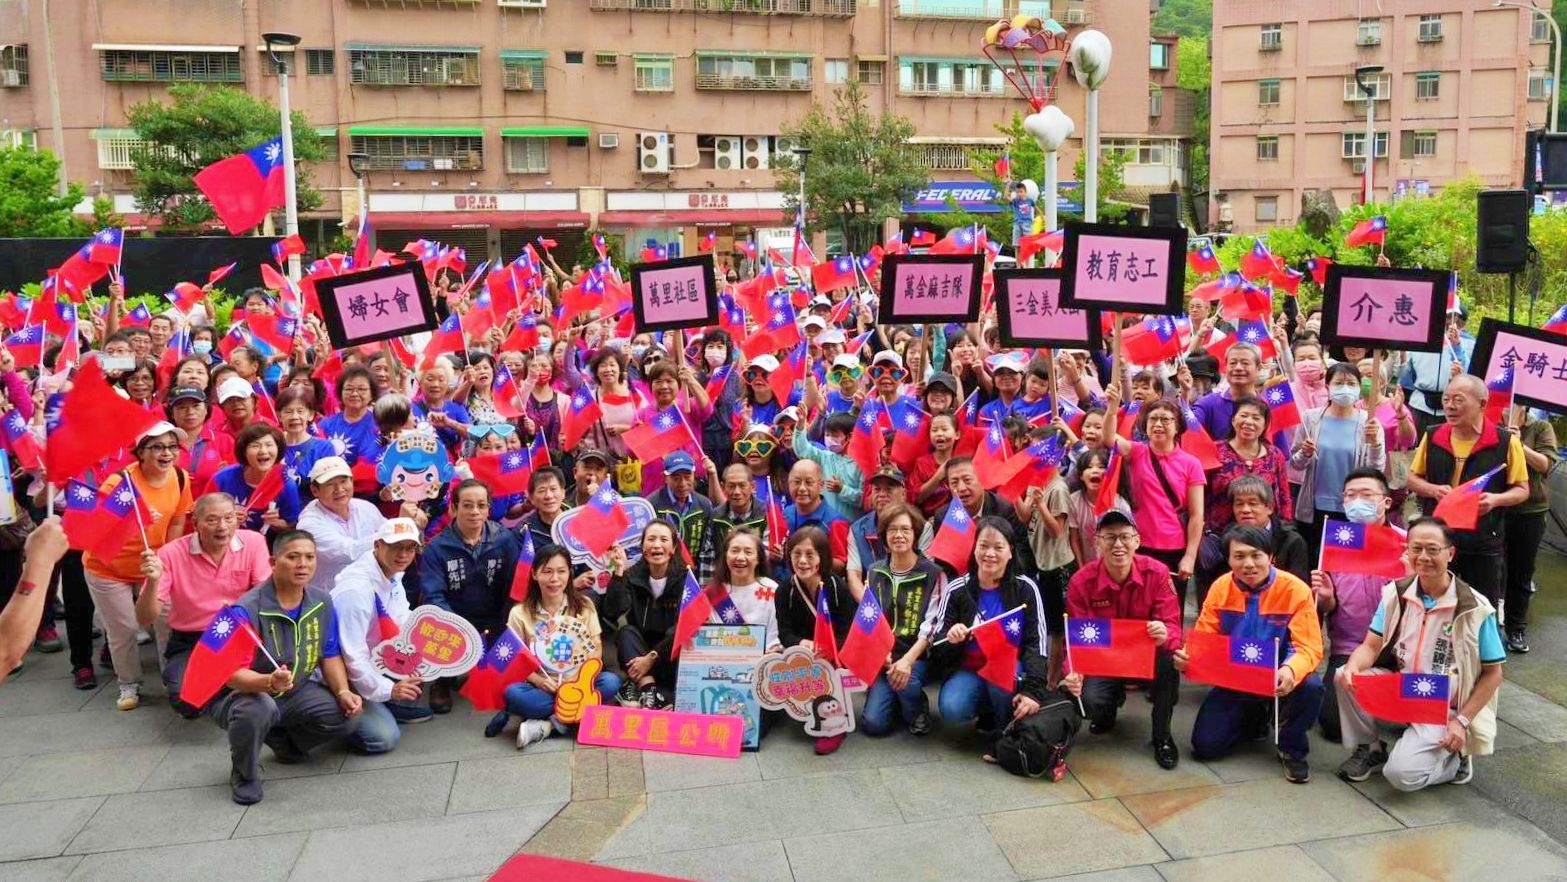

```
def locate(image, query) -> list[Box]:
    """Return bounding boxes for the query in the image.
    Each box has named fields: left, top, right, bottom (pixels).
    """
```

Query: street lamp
left=263, top=31, right=302, bottom=279
left=1495, top=1, right=1559, bottom=132
left=347, top=151, right=369, bottom=252
left=1355, top=65, right=1384, bottom=204
left=1069, top=31, right=1113, bottom=223
left=1024, top=105, right=1075, bottom=264
left=792, top=145, right=811, bottom=227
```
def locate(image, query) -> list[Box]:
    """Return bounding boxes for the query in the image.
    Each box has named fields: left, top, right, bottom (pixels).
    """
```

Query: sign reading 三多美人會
left=1319, top=264, right=1450, bottom=354
left=1470, top=317, right=1567, bottom=415
left=1059, top=222, right=1187, bottom=315
left=877, top=253, right=984, bottom=324
left=314, top=262, right=438, bottom=349
left=630, top=254, right=719, bottom=333
left=993, top=268, right=1102, bottom=350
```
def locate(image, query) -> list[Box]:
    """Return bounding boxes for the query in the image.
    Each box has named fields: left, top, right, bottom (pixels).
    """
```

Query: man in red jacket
left=1062, top=511, right=1184, bottom=769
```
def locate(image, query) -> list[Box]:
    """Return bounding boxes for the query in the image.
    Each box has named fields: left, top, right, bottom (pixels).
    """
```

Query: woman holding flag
left=856, top=503, right=945, bottom=738
left=774, top=526, right=852, bottom=754
left=1289, top=362, right=1386, bottom=562
left=1500, top=405, right=1557, bottom=654
left=210, top=424, right=301, bottom=533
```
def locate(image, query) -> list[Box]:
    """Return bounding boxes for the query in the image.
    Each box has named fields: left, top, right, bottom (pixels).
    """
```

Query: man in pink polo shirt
left=137, top=493, right=271, bottom=715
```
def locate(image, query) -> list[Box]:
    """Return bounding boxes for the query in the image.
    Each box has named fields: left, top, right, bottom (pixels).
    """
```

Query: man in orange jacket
left=1174, top=523, right=1325, bottom=784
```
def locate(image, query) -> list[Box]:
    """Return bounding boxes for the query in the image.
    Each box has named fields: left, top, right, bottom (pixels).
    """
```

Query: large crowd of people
left=0, top=245, right=1545, bottom=807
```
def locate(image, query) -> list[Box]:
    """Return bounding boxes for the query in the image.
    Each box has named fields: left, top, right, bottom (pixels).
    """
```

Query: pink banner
left=331, top=268, right=432, bottom=342
left=576, top=704, right=745, bottom=758
left=887, top=261, right=976, bottom=319
left=1332, top=276, right=1437, bottom=346
left=999, top=274, right=1095, bottom=347
left=636, top=264, right=710, bottom=327
left=1474, top=319, right=1567, bottom=413
left=1071, top=233, right=1172, bottom=308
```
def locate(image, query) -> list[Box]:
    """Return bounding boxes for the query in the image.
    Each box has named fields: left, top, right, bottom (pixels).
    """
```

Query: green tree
left=775, top=79, right=930, bottom=254
left=126, top=84, right=327, bottom=233
left=1176, top=36, right=1211, bottom=200
left=966, top=112, right=1130, bottom=227
left=0, top=146, right=88, bottom=238
left=1152, top=0, right=1212, bottom=39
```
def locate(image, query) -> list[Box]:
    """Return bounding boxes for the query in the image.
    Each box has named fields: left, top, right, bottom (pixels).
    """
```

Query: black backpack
left=991, top=692, right=1081, bottom=780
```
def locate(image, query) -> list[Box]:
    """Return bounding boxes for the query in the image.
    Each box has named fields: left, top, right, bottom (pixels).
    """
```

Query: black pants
left=1452, top=550, right=1504, bottom=611
left=1319, top=653, right=1349, bottom=742
left=57, top=552, right=96, bottom=670
left=1080, top=651, right=1179, bottom=740
left=1137, top=547, right=1188, bottom=620
left=616, top=625, right=678, bottom=690
left=1503, top=511, right=1547, bottom=634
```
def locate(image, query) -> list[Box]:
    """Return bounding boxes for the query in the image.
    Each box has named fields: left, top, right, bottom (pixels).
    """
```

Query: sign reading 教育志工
left=1059, top=222, right=1187, bottom=316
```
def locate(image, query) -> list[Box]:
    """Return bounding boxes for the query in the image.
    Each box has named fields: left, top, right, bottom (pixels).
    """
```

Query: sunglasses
left=743, top=368, right=768, bottom=382
left=734, top=438, right=776, bottom=457
left=828, top=366, right=862, bottom=382
left=868, top=364, right=905, bottom=381
left=470, top=424, right=518, bottom=439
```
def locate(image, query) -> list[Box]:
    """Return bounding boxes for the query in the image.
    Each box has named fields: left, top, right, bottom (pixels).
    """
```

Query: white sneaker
left=516, top=719, right=551, bottom=750
left=136, top=629, right=151, bottom=646
left=116, top=683, right=140, bottom=711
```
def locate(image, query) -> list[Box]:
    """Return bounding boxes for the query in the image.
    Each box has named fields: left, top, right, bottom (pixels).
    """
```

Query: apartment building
left=1210, top=0, right=1552, bottom=233
left=0, top=0, right=1186, bottom=258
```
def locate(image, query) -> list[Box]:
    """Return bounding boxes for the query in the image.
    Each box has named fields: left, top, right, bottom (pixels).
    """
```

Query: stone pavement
left=4, top=636, right=1567, bottom=882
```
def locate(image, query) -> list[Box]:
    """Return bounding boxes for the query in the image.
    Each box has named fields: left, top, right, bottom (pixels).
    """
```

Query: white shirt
left=331, top=549, right=410, bottom=704
left=296, top=498, right=387, bottom=593
left=710, top=578, right=780, bottom=650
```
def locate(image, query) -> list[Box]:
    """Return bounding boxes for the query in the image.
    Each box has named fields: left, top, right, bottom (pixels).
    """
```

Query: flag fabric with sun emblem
left=1187, top=243, right=1221, bottom=275
left=560, top=390, right=603, bottom=452
left=466, top=449, right=534, bottom=497
left=1345, top=215, right=1388, bottom=248
left=458, top=627, right=542, bottom=712
left=194, top=137, right=288, bottom=234
left=972, top=606, right=1026, bottom=690
left=62, top=479, right=149, bottom=562
left=839, top=588, right=895, bottom=687
left=1319, top=518, right=1408, bottom=579
left=622, top=404, right=696, bottom=463
left=1183, top=630, right=1276, bottom=697
left=671, top=571, right=714, bottom=660
left=1065, top=617, right=1156, bottom=680
left=1432, top=464, right=1506, bottom=532
left=86, top=227, right=125, bottom=266
left=1353, top=672, right=1452, bottom=725
left=1261, top=380, right=1301, bottom=431
left=927, top=498, right=979, bottom=571
left=567, top=485, right=631, bottom=559
left=179, top=605, right=263, bottom=709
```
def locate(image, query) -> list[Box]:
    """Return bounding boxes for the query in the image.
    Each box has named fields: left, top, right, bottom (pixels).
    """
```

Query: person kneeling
left=1334, top=517, right=1504, bottom=790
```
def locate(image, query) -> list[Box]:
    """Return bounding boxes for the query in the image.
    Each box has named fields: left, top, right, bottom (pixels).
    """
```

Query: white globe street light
left=1024, top=105, right=1075, bottom=262
left=1069, top=30, right=1113, bottom=224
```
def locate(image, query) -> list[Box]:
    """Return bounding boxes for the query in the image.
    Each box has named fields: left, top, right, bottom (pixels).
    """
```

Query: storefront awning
left=597, top=209, right=789, bottom=226
left=500, top=127, right=591, bottom=138
left=368, top=211, right=590, bottom=228
left=348, top=126, right=485, bottom=137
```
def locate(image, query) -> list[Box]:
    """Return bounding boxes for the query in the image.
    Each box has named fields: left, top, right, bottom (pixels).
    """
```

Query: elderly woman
left=413, top=358, right=473, bottom=455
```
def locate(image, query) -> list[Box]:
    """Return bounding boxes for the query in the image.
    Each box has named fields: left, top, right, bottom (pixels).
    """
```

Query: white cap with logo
left=375, top=518, right=423, bottom=547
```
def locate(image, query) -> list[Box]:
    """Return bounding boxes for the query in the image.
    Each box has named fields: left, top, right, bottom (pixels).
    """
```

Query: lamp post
left=1355, top=65, right=1384, bottom=205
left=793, top=146, right=811, bottom=227
left=1069, top=31, right=1113, bottom=224
left=347, top=151, right=369, bottom=253
left=263, top=31, right=302, bottom=280
left=1024, top=105, right=1075, bottom=265
left=1494, top=1, right=1559, bottom=132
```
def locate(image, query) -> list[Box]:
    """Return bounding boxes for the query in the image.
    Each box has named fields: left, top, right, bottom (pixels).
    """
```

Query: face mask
left=1344, top=498, right=1380, bottom=524
left=824, top=437, right=845, bottom=453
left=1296, top=362, right=1324, bottom=382
left=1329, top=386, right=1360, bottom=407
left=536, top=336, right=553, bottom=352
left=705, top=351, right=726, bottom=368
left=1305, top=320, right=1321, bottom=334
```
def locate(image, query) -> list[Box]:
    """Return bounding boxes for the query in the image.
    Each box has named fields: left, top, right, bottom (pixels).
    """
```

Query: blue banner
left=903, top=180, right=1083, bottom=214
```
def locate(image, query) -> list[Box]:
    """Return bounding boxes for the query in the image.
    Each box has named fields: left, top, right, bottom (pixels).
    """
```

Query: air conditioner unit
left=1065, top=9, right=1088, bottom=24
left=433, top=157, right=455, bottom=170
left=0, top=70, right=19, bottom=87
left=713, top=136, right=742, bottom=170
left=742, top=136, right=770, bottom=169
left=639, top=131, right=670, bottom=174
left=1351, top=160, right=1366, bottom=174
left=599, top=132, right=620, bottom=149
left=772, top=136, right=799, bottom=160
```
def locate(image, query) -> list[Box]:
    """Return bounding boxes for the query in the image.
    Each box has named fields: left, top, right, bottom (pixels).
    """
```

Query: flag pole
left=237, top=619, right=284, bottom=671
left=1273, top=637, right=1281, bottom=747
left=929, top=604, right=1027, bottom=646
left=1061, top=613, right=1087, bottom=717
left=125, top=478, right=151, bottom=550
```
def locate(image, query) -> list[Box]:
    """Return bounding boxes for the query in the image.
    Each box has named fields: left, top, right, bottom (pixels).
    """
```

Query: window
left=1149, top=86, right=1163, bottom=117
left=1343, top=73, right=1391, bottom=101
left=1258, top=79, right=1280, bottom=105
left=1530, top=68, right=1552, bottom=101
left=564, top=51, right=583, bottom=64
left=1417, top=15, right=1443, bottom=42
left=1102, top=138, right=1168, bottom=165
left=1, top=128, right=37, bottom=149
left=1255, top=196, right=1279, bottom=222
left=305, top=49, right=335, bottom=76
left=1533, top=13, right=1551, bottom=44
left=856, top=59, right=884, bottom=84
left=1260, top=23, right=1282, bottom=51
left=1413, top=131, right=1437, bottom=158
left=634, top=54, right=674, bottom=92
left=595, top=52, right=618, bottom=67
left=100, top=48, right=242, bottom=83
left=501, top=52, right=547, bottom=91
left=91, top=130, right=153, bottom=170
left=697, top=53, right=813, bottom=91
left=898, top=58, right=1021, bottom=96
left=1341, top=131, right=1389, bottom=159
left=1149, top=42, right=1170, bottom=70
left=825, top=58, right=849, bottom=84
left=349, top=133, right=484, bottom=171
left=348, top=47, right=481, bottom=87
left=505, top=138, right=549, bottom=173
left=1, top=44, right=30, bottom=87
left=1256, top=136, right=1279, bottom=161
left=1415, top=72, right=1439, bottom=100
left=915, top=142, right=985, bottom=170
left=1357, top=19, right=1382, bottom=46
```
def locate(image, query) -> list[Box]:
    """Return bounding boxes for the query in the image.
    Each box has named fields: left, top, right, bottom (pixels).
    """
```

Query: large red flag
left=561, top=390, right=603, bottom=453
left=1065, top=617, right=1156, bottom=680
left=972, top=606, right=1025, bottom=691
left=812, top=584, right=838, bottom=665
left=839, top=589, right=895, bottom=687
left=567, top=485, right=631, bottom=558
left=1319, top=519, right=1409, bottom=579
left=457, top=627, right=542, bottom=712
left=1431, top=465, right=1506, bottom=532
left=1094, top=447, right=1125, bottom=516
left=62, top=480, right=147, bottom=562
left=671, top=571, right=714, bottom=660
left=45, top=360, right=162, bottom=486
left=193, top=138, right=288, bottom=235
left=466, top=449, right=535, bottom=497
left=927, top=498, right=979, bottom=571
left=180, top=606, right=263, bottom=709
left=1183, top=630, right=1276, bottom=697
left=1352, top=672, right=1451, bottom=726
left=621, top=406, right=696, bottom=464
left=245, top=465, right=286, bottom=513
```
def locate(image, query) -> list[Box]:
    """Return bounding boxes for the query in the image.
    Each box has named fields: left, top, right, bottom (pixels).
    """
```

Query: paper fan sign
left=753, top=646, right=861, bottom=738
left=534, top=615, right=596, bottom=676
left=371, top=605, right=483, bottom=681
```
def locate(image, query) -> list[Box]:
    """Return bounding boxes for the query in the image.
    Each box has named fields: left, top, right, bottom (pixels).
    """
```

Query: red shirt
left=905, top=454, right=952, bottom=519
left=1065, top=555, right=1184, bottom=650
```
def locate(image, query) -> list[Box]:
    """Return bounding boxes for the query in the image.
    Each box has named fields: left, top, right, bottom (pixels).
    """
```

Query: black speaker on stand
left=1476, top=189, right=1530, bottom=322
left=1149, top=192, right=1181, bottom=228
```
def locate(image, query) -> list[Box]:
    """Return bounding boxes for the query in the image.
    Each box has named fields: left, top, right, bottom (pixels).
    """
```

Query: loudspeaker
left=1149, top=192, right=1181, bottom=228
left=1526, top=130, right=1567, bottom=193
left=1476, top=189, right=1530, bottom=274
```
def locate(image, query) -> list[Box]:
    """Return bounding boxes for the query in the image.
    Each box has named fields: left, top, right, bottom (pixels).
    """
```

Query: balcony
left=895, top=1, right=1074, bottom=20
left=696, top=73, right=813, bottom=91
left=588, top=0, right=855, bottom=16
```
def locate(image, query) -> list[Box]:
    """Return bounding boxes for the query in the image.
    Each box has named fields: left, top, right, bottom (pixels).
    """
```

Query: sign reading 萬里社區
left=877, top=253, right=984, bottom=324
left=1059, top=222, right=1187, bottom=315
left=314, top=262, right=438, bottom=349
left=630, top=254, right=718, bottom=333
left=1319, top=265, right=1450, bottom=354
left=994, top=268, right=1102, bottom=349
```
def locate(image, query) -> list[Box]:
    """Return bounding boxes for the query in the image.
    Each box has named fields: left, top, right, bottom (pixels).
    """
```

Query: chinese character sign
left=630, top=254, right=718, bottom=332
left=316, top=263, right=438, bottom=349
left=1471, top=318, right=1567, bottom=414
left=1321, top=265, right=1449, bottom=353
left=370, top=605, right=483, bottom=681
left=753, top=646, right=861, bottom=738
left=1060, top=223, right=1186, bottom=315
left=576, top=704, right=745, bottom=758
left=674, top=624, right=764, bottom=749
left=878, top=254, right=984, bottom=324
left=994, top=269, right=1102, bottom=349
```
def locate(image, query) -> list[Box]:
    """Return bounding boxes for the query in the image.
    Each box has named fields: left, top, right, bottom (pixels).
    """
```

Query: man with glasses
left=1063, top=511, right=1184, bottom=769
left=135, top=493, right=272, bottom=715
left=1405, top=374, right=1528, bottom=609
left=1334, top=517, right=1504, bottom=789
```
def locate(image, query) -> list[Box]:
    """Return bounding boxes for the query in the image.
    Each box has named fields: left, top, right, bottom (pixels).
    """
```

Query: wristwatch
left=1455, top=712, right=1472, bottom=730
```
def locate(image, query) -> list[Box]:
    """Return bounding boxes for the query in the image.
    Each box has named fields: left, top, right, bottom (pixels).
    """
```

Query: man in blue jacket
left=646, top=451, right=717, bottom=583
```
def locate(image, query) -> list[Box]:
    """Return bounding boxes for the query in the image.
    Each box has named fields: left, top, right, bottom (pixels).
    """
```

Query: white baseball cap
left=831, top=354, right=861, bottom=370
left=801, top=315, right=827, bottom=330
left=216, top=376, right=254, bottom=403
left=817, top=328, right=847, bottom=346
left=136, top=420, right=187, bottom=445
left=308, top=455, right=353, bottom=485
left=871, top=350, right=903, bottom=368
left=374, top=517, right=423, bottom=547
left=749, top=354, right=781, bottom=373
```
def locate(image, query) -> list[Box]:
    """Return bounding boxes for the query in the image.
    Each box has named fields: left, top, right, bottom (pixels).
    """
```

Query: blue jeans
left=504, top=672, right=623, bottom=722
left=860, top=660, right=929, bottom=736
left=938, top=670, right=1015, bottom=729
left=1191, top=675, right=1326, bottom=762
left=351, top=701, right=402, bottom=754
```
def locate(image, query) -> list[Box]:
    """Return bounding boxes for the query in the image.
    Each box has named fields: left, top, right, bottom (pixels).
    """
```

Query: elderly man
left=918, top=457, right=1036, bottom=576
left=136, top=493, right=271, bottom=715
left=782, top=460, right=850, bottom=570
left=647, top=451, right=718, bottom=584
left=1195, top=475, right=1310, bottom=610
left=711, top=463, right=766, bottom=551
left=298, top=457, right=414, bottom=592
left=1404, top=374, right=1529, bottom=609
left=1190, top=342, right=1263, bottom=441
left=333, top=517, right=431, bottom=752
left=211, top=530, right=361, bottom=805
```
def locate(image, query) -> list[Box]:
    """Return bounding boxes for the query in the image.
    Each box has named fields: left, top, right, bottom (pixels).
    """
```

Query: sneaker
left=1451, top=756, right=1474, bottom=785
left=135, top=629, right=151, bottom=646
left=1337, top=743, right=1388, bottom=783
left=639, top=686, right=662, bottom=710
left=516, top=719, right=551, bottom=750
left=617, top=679, right=643, bottom=708
left=484, top=711, right=510, bottom=739
left=814, top=733, right=847, bottom=755
left=115, top=683, right=140, bottom=711
left=908, top=710, right=933, bottom=737
left=1280, top=751, right=1310, bottom=784
left=72, top=666, right=97, bottom=691
left=1506, top=631, right=1530, bottom=654
left=33, top=626, right=62, bottom=653
left=230, top=770, right=263, bottom=806
left=1089, top=715, right=1117, bottom=735
left=1153, top=734, right=1180, bottom=770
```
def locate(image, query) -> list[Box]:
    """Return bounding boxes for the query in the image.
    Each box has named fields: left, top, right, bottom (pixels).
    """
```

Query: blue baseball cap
left=663, top=451, right=696, bottom=475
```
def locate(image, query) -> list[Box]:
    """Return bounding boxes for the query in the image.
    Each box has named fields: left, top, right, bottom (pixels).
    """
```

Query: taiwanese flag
left=3, top=325, right=44, bottom=369
left=623, top=405, right=696, bottom=463
left=1260, top=380, right=1301, bottom=431
left=955, top=389, right=981, bottom=433
left=790, top=225, right=815, bottom=267
left=421, top=313, right=465, bottom=369
left=757, top=477, right=788, bottom=557
left=1183, top=630, right=1276, bottom=697
left=193, top=137, right=288, bottom=235
left=994, top=154, right=1011, bottom=179
left=45, top=359, right=161, bottom=486
left=459, top=627, right=542, bottom=712
left=1271, top=265, right=1304, bottom=297
left=245, top=465, right=286, bottom=513
left=1176, top=401, right=1221, bottom=471
left=1094, top=447, right=1124, bottom=516
left=53, top=247, right=106, bottom=296
left=1319, top=518, right=1409, bottom=579
left=463, top=291, right=500, bottom=340
left=768, top=343, right=806, bottom=410
left=122, top=303, right=152, bottom=328
left=999, top=433, right=1068, bottom=501
left=492, top=365, right=525, bottom=419
left=1205, top=320, right=1275, bottom=363
left=839, top=589, right=894, bottom=688
left=737, top=239, right=758, bottom=261
left=1352, top=672, right=1452, bottom=726
left=2, top=409, right=43, bottom=471
left=1432, top=464, right=1506, bottom=531
left=1484, top=365, right=1514, bottom=424
left=486, top=267, right=520, bottom=318
left=812, top=583, right=838, bottom=665
left=0, top=294, right=30, bottom=331
left=501, top=311, right=541, bottom=354
left=1238, top=239, right=1278, bottom=281
left=1187, top=243, right=1221, bottom=275
left=1219, top=285, right=1272, bottom=323
left=640, top=244, right=669, bottom=264
left=910, top=228, right=937, bottom=248
left=741, top=293, right=801, bottom=358
left=1306, top=256, right=1334, bottom=286
left=561, top=390, right=602, bottom=452
left=63, top=480, right=149, bottom=563
left=927, top=498, right=979, bottom=571
left=248, top=313, right=299, bottom=352
left=929, top=226, right=978, bottom=255
left=888, top=398, right=931, bottom=467
left=845, top=329, right=873, bottom=355
left=1544, top=304, right=1567, bottom=337
left=271, top=233, right=306, bottom=267
left=971, top=606, right=1025, bottom=691
left=388, top=336, right=419, bottom=370
left=217, top=324, right=250, bottom=361
left=703, top=363, right=734, bottom=409
left=1122, top=316, right=1184, bottom=364
left=509, top=530, right=537, bottom=602
left=1190, top=272, right=1242, bottom=303
left=1345, top=215, right=1388, bottom=248
left=973, top=423, right=1014, bottom=489
left=87, top=228, right=124, bottom=266
left=671, top=571, right=714, bottom=660
left=1116, top=399, right=1142, bottom=440
left=568, top=485, right=631, bottom=558
left=467, top=449, right=535, bottom=497
left=43, top=302, right=78, bottom=340
left=847, top=399, right=888, bottom=478
left=810, top=255, right=858, bottom=293
left=698, top=230, right=718, bottom=252
left=371, top=594, right=402, bottom=643
left=1066, top=617, right=1156, bottom=680
left=180, top=605, right=263, bottom=709
left=168, top=282, right=206, bottom=314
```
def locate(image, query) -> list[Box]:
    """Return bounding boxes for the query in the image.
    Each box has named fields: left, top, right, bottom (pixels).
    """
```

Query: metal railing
left=696, top=73, right=814, bottom=91
left=588, top=0, right=855, bottom=15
